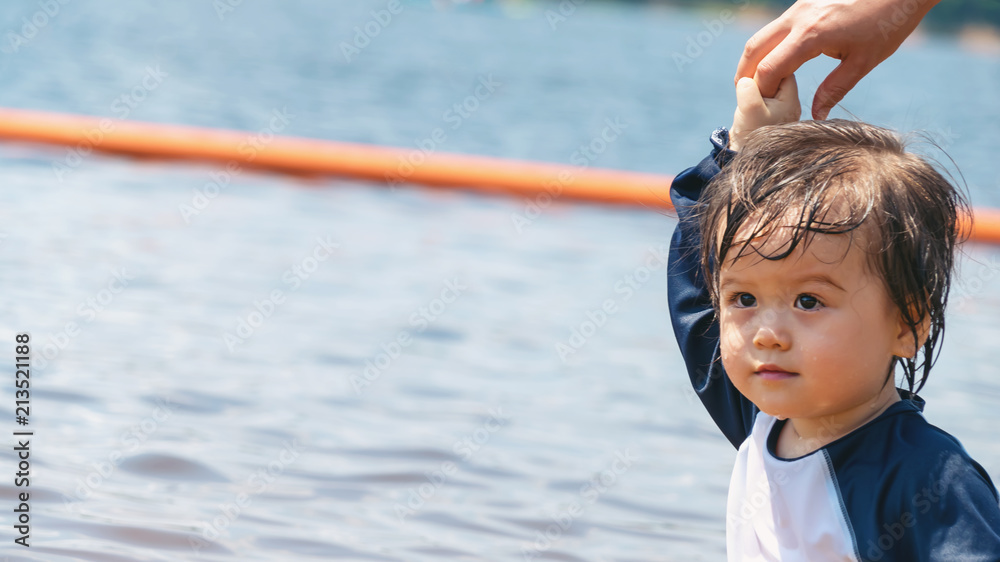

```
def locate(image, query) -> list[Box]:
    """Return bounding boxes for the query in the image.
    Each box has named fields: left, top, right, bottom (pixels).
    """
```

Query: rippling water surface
left=0, top=1, right=999, bottom=560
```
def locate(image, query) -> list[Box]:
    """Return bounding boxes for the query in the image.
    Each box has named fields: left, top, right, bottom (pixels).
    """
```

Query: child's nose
left=752, top=311, right=790, bottom=350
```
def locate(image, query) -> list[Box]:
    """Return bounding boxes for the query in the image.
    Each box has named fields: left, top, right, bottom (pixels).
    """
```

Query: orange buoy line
left=972, top=208, right=1000, bottom=246
left=0, top=107, right=671, bottom=209
left=0, top=107, right=998, bottom=246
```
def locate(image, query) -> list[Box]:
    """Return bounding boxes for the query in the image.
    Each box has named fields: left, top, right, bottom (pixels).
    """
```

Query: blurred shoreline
left=639, top=0, right=1000, bottom=33
left=641, top=0, right=1000, bottom=55
left=613, top=0, right=1000, bottom=46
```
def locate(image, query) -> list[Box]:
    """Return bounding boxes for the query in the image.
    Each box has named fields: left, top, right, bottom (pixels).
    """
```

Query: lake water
left=0, top=1, right=998, bottom=560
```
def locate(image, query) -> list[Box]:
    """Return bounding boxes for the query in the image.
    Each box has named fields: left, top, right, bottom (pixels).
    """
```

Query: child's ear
left=891, top=311, right=931, bottom=359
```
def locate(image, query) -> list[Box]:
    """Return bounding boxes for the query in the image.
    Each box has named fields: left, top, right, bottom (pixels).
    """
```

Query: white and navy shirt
left=668, top=129, right=1000, bottom=561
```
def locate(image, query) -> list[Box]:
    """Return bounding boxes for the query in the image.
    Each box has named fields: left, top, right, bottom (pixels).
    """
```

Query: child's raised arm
left=667, top=74, right=800, bottom=448
left=729, top=75, right=801, bottom=152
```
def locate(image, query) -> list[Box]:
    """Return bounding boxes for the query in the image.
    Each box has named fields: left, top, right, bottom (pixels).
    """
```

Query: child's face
left=717, top=220, right=915, bottom=423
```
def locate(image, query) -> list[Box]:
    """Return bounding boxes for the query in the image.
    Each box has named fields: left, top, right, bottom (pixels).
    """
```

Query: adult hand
left=729, top=75, right=800, bottom=152
left=736, top=0, right=939, bottom=120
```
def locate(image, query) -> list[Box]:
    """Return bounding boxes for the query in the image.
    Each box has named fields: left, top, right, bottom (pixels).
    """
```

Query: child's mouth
left=755, top=364, right=797, bottom=380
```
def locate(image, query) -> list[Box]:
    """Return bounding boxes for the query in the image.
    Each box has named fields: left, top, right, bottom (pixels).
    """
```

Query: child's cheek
left=719, top=321, right=746, bottom=374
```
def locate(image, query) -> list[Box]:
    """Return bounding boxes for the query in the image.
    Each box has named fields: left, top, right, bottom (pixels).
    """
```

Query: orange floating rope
left=0, top=107, right=997, bottom=245
left=969, top=207, right=1000, bottom=246
left=0, top=107, right=671, bottom=209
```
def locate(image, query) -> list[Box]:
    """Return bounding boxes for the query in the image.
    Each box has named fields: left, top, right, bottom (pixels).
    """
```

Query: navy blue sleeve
left=867, top=443, right=1000, bottom=561
left=667, top=128, right=758, bottom=449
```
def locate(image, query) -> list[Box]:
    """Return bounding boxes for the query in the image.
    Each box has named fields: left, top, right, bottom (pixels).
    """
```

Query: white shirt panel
left=726, top=413, right=859, bottom=562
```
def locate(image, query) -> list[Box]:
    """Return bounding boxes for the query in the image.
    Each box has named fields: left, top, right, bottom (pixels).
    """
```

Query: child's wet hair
left=699, top=119, right=970, bottom=393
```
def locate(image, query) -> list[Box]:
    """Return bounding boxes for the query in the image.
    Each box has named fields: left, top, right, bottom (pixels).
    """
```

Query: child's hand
left=729, top=75, right=801, bottom=152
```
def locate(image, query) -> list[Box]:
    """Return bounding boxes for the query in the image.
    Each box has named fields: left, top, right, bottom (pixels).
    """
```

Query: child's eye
left=795, top=294, right=821, bottom=310
left=728, top=293, right=756, bottom=307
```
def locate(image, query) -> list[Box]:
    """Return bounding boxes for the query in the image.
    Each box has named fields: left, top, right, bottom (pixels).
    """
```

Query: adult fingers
left=734, top=20, right=790, bottom=88
left=811, top=57, right=870, bottom=120
left=752, top=35, right=817, bottom=99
